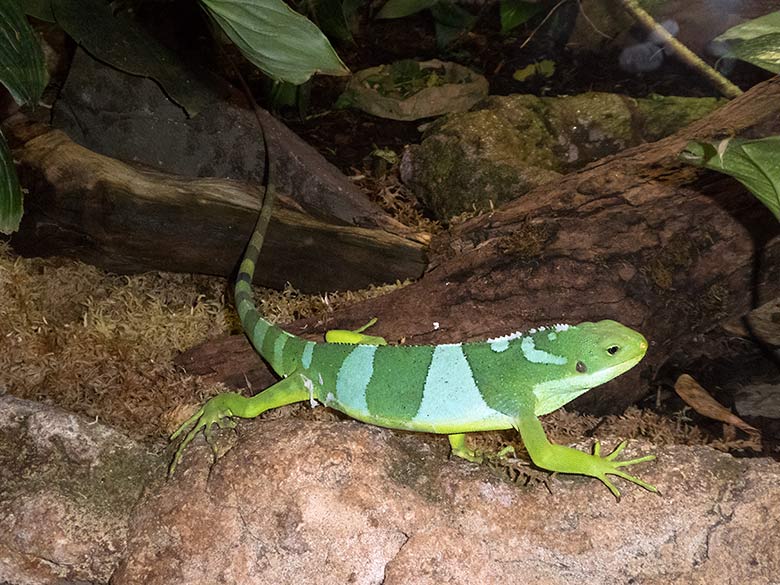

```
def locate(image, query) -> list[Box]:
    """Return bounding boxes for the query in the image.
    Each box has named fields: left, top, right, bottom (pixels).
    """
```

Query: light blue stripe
left=237, top=298, right=253, bottom=320
left=301, top=341, right=316, bottom=369
left=414, top=345, right=507, bottom=431
left=489, top=339, right=510, bottom=352
left=521, top=336, right=567, bottom=365
left=335, top=345, right=377, bottom=415
left=273, top=333, right=291, bottom=368
left=252, top=319, right=270, bottom=348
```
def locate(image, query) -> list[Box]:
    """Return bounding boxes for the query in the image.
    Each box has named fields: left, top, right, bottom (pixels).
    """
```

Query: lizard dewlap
left=170, top=143, right=656, bottom=498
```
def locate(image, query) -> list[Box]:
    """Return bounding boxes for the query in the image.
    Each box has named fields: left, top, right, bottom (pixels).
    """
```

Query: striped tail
left=233, top=170, right=303, bottom=376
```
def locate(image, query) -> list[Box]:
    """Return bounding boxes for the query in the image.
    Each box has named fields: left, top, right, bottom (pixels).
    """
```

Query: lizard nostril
left=607, top=345, right=620, bottom=356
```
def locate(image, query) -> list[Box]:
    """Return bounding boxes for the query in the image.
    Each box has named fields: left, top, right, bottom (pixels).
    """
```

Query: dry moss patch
left=0, top=243, right=408, bottom=442
left=1, top=242, right=232, bottom=440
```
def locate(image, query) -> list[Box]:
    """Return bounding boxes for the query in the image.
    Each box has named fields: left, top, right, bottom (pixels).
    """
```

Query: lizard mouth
left=532, top=352, right=645, bottom=416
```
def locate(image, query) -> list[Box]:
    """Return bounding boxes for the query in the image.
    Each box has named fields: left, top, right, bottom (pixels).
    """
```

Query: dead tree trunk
left=4, top=117, right=427, bottom=293
left=180, top=76, right=780, bottom=410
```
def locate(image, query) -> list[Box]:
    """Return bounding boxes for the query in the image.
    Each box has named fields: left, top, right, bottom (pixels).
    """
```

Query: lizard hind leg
left=169, top=370, right=314, bottom=476
left=448, top=433, right=483, bottom=463
left=449, top=433, right=514, bottom=463
left=325, top=317, right=388, bottom=345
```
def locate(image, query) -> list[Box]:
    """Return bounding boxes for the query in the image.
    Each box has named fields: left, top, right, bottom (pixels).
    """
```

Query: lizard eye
left=607, top=345, right=620, bottom=356
left=576, top=361, right=587, bottom=373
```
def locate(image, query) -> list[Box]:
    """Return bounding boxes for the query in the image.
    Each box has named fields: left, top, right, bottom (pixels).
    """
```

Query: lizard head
left=528, top=320, right=648, bottom=416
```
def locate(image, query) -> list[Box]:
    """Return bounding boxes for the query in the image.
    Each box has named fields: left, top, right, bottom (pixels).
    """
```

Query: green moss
left=701, top=284, right=730, bottom=321
left=544, top=93, right=633, bottom=168
left=410, top=108, right=561, bottom=220
left=407, top=92, right=722, bottom=221
left=636, top=96, right=726, bottom=142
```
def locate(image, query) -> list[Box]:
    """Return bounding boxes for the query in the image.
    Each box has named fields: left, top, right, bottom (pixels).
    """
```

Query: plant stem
left=616, top=0, right=742, bottom=98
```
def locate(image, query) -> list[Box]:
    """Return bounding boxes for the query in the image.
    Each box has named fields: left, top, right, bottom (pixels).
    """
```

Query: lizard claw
left=168, top=393, right=242, bottom=477
left=591, top=440, right=657, bottom=498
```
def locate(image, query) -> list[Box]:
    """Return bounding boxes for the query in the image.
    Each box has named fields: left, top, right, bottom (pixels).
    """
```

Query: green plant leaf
left=499, top=0, right=542, bottom=34
left=51, top=0, right=219, bottom=117
left=201, top=0, right=348, bottom=84
left=0, top=0, right=47, bottom=105
left=728, top=32, right=780, bottom=74
left=22, top=0, right=56, bottom=22
left=430, top=2, right=476, bottom=47
left=713, top=11, right=780, bottom=74
left=0, top=130, right=23, bottom=235
left=377, top=0, right=438, bottom=19
left=512, top=59, right=555, bottom=81
left=714, top=11, right=780, bottom=43
left=680, top=137, right=780, bottom=220
left=307, top=0, right=354, bottom=43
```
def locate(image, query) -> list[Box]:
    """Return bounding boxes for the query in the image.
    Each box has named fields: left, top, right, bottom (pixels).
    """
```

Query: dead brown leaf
left=674, top=374, right=761, bottom=449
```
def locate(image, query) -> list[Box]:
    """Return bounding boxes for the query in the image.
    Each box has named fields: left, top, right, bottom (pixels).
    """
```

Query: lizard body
left=170, top=145, right=655, bottom=499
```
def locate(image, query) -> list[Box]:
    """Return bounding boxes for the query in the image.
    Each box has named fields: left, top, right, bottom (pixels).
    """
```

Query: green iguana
left=169, top=145, right=656, bottom=499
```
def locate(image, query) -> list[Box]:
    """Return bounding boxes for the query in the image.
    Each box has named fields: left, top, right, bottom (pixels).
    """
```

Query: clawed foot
left=590, top=440, right=657, bottom=499
left=450, top=439, right=516, bottom=464
left=168, top=393, right=242, bottom=477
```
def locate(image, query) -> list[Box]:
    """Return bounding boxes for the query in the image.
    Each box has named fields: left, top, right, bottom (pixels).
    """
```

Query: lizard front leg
left=169, top=371, right=314, bottom=476
left=515, top=412, right=657, bottom=498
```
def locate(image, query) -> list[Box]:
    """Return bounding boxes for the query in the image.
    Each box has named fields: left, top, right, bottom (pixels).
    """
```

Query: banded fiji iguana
left=169, top=144, right=656, bottom=499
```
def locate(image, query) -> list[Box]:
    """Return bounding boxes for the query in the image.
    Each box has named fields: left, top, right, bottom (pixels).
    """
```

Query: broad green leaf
left=0, top=0, right=47, bottom=105
left=0, top=130, right=23, bottom=235
left=680, top=137, right=780, bottom=220
left=513, top=63, right=536, bottom=81
left=201, top=0, right=348, bottom=85
left=342, top=0, right=363, bottom=22
left=713, top=11, right=780, bottom=74
left=52, top=0, right=219, bottom=117
left=714, top=11, right=780, bottom=43
left=22, top=0, right=56, bottom=22
left=430, top=2, right=476, bottom=47
left=729, top=32, right=780, bottom=74
left=377, top=0, right=438, bottom=19
left=307, top=0, right=354, bottom=43
left=500, top=0, right=543, bottom=34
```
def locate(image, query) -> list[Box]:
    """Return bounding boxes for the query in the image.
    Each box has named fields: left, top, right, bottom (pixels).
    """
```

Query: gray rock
left=722, top=296, right=780, bottom=347
left=115, top=418, right=780, bottom=585
left=402, top=93, right=723, bottom=220
left=52, top=48, right=391, bottom=229
left=4, top=398, right=777, bottom=584
left=52, top=49, right=247, bottom=182
left=735, top=383, right=780, bottom=418
left=0, top=396, right=163, bottom=585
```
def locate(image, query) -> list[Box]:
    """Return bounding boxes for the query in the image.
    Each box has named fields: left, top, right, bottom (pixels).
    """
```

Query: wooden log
left=4, top=117, right=427, bottom=293
left=180, top=76, right=780, bottom=413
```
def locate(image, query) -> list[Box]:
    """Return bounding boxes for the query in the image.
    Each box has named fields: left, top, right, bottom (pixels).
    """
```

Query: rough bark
left=181, top=76, right=780, bottom=412
left=4, top=117, right=427, bottom=293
